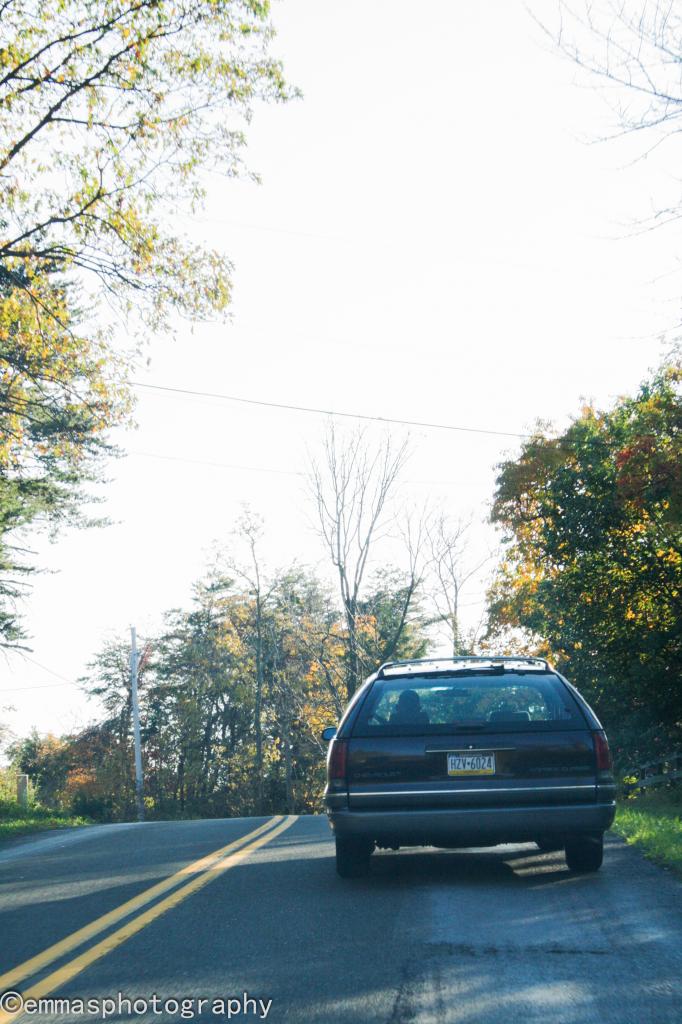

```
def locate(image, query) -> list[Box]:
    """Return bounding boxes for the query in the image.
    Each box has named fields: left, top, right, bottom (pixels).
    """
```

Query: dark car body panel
left=324, top=661, right=616, bottom=848
left=328, top=803, right=616, bottom=847
left=348, top=732, right=595, bottom=798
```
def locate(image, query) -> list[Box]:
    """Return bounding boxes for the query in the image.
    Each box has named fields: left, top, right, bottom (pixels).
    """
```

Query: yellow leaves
left=0, top=275, right=131, bottom=474
left=0, top=0, right=297, bottom=331
left=656, top=548, right=682, bottom=566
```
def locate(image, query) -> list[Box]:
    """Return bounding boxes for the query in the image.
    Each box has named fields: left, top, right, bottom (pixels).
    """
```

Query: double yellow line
left=0, top=815, right=296, bottom=1024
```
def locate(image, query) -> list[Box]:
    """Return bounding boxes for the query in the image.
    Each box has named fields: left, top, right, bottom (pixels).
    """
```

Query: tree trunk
left=345, top=599, right=359, bottom=700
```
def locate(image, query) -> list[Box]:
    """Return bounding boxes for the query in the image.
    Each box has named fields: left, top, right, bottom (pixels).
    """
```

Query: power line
left=0, top=654, right=80, bottom=693
left=129, top=450, right=303, bottom=477
left=131, top=381, right=533, bottom=441
left=21, top=654, right=77, bottom=684
left=127, top=450, right=486, bottom=489
left=0, top=680, right=76, bottom=693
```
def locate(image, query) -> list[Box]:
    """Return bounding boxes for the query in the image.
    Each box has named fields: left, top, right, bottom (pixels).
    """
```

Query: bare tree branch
left=308, top=424, right=412, bottom=697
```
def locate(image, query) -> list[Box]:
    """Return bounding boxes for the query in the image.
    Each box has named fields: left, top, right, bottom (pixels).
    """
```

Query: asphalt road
left=0, top=815, right=681, bottom=1024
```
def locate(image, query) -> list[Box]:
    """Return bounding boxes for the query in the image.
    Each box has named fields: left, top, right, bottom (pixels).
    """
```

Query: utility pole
left=130, top=625, right=145, bottom=822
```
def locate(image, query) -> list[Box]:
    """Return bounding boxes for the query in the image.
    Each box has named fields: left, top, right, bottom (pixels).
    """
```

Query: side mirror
left=321, top=726, right=337, bottom=743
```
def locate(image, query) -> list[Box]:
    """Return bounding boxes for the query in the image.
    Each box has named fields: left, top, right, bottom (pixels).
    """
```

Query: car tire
left=335, top=837, right=372, bottom=878
left=565, top=833, right=604, bottom=873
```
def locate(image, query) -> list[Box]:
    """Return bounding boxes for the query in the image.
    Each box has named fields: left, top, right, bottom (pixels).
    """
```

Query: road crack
left=424, top=941, right=609, bottom=957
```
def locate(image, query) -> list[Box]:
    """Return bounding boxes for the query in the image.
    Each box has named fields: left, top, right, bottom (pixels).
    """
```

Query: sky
left=1, top=0, right=678, bottom=744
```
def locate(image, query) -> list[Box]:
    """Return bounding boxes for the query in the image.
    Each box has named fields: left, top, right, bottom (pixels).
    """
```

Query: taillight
left=328, top=738, right=348, bottom=784
left=593, top=731, right=612, bottom=772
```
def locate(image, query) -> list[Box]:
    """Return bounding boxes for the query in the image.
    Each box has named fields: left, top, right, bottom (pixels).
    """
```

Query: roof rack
left=377, top=655, right=551, bottom=678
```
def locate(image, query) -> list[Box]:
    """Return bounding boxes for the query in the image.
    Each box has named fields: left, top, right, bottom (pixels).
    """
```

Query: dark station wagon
left=323, top=656, right=616, bottom=878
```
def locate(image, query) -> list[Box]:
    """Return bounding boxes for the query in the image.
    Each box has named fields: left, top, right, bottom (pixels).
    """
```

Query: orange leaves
left=487, top=354, right=681, bottom=731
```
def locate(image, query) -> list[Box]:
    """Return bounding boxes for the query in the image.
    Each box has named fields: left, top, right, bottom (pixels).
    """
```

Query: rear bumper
left=326, top=802, right=616, bottom=846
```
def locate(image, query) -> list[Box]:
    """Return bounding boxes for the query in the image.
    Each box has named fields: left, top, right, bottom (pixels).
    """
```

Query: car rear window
left=352, top=672, right=585, bottom=736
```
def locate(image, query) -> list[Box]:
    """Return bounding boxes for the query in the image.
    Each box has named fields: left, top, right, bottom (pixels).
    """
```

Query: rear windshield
left=352, top=673, right=585, bottom=736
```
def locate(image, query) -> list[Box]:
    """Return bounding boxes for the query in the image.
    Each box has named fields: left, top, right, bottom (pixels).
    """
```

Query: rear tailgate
left=347, top=731, right=596, bottom=810
left=346, top=669, right=597, bottom=811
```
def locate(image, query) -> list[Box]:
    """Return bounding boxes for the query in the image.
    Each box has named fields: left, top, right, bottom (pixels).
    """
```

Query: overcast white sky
left=1, top=0, right=678, bottom=743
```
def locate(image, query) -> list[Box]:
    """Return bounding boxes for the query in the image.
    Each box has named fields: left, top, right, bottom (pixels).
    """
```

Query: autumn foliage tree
left=488, top=355, right=682, bottom=759
left=0, top=0, right=292, bottom=322
left=0, top=274, right=130, bottom=644
left=13, top=542, right=433, bottom=822
left=0, top=0, right=294, bottom=643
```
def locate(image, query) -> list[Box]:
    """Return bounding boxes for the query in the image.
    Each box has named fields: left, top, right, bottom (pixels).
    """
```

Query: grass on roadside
left=613, top=792, right=682, bottom=875
left=0, top=798, right=91, bottom=844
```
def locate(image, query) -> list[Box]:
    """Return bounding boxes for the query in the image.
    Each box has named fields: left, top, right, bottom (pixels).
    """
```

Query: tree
left=424, top=514, right=492, bottom=656
left=79, top=635, right=155, bottom=816
left=0, top=0, right=294, bottom=642
left=0, top=0, right=294, bottom=327
left=309, top=424, right=415, bottom=698
left=223, top=508, right=276, bottom=813
left=25, top=511, right=432, bottom=822
left=355, top=567, right=429, bottom=668
left=545, top=3, right=681, bottom=133
left=540, top=2, right=682, bottom=231
left=151, top=579, right=255, bottom=817
left=487, top=355, right=682, bottom=757
left=8, top=730, right=72, bottom=807
left=0, top=274, right=130, bottom=645
left=262, top=567, right=343, bottom=812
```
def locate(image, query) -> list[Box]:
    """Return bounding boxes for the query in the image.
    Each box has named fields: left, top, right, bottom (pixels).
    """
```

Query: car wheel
left=565, top=833, right=604, bottom=873
left=335, top=837, right=372, bottom=878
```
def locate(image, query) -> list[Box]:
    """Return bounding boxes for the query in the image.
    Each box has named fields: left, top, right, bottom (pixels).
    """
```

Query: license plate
left=447, top=752, right=496, bottom=776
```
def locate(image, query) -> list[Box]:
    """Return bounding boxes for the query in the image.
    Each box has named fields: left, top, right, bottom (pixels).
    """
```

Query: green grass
left=0, top=798, right=91, bottom=845
left=613, top=793, right=682, bottom=875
